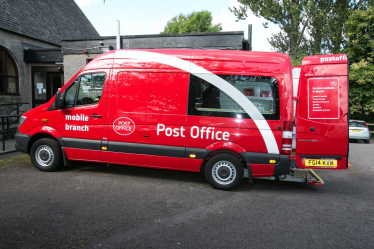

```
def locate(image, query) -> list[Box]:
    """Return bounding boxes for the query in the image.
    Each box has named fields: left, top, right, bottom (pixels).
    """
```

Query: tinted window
left=64, top=78, right=78, bottom=107
left=63, top=73, right=106, bottom=107
left=188, top=74, right=280, bottom=120
left=76, top=73, right=106, bottom=106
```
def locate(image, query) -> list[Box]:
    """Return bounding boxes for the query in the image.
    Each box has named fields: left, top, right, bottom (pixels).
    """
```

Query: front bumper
left=15, top=130, right=31, bottom=153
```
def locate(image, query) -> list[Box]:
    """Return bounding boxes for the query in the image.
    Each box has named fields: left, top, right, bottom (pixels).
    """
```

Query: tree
left=230, top=0, right=312, bottom=64
left=230, top=0, right=365, bottom=64
left=161, top=11, right=222, bottom=34
left=344, top=3, right=374, bottom=121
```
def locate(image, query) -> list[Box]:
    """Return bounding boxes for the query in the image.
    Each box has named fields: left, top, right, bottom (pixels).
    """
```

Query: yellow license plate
left=351, top=130, right=361, bottom=132
left=305, top=159, right=337, bottom=167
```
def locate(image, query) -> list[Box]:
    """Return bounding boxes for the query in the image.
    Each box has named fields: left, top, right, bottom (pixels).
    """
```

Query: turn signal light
left=42, top=119, right=48, bottom=123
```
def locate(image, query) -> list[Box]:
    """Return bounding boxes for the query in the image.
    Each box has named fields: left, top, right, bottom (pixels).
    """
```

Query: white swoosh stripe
left=115, top=50, right=280, bottom=154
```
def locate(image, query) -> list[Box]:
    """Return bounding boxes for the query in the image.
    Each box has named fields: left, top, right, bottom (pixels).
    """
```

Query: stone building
left=0, top=0, right=99, bottom=113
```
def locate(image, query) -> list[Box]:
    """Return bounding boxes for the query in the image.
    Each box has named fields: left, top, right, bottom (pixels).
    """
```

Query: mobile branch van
left=15, top=50, right=349, bottom=190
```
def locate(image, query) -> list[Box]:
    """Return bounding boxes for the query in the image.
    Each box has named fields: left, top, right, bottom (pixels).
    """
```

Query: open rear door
left=295, top=54, right=349, bottom=170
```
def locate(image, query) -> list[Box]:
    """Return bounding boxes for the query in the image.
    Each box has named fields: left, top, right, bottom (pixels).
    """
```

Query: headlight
left=18, top=116, right=27, bottom=128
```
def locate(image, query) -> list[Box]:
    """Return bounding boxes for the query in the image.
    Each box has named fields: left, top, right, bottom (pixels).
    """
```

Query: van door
left=295, top=55, right=349, bottom=170
left=106, top=70, right=189, bottom=170
left=55, top=70, right=109, bottom=161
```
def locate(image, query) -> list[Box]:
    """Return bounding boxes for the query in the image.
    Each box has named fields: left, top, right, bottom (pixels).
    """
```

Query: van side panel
left=106, top=62, right=189, bottom=170
left=186, top=50, right=286, bottom=177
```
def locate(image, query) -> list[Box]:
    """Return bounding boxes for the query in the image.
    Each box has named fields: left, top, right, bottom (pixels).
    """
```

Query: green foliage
left=345, top=3, right=374, bottom=121
left=161, top=11, right=222, bottom=34
left=230, top=0, right=365, bottom=64
left=230, top=0, right=311, bottom=63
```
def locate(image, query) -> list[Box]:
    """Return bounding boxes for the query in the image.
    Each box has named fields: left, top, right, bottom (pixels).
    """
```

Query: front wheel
left=30, top=138, right=63, bottom=172
left=205, top=153, right=244, bottom=191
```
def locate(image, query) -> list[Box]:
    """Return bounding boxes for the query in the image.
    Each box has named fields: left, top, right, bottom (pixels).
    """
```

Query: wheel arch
left=27, top=133, right=62, bottom=154
left=200, top=149, right=253, bottom=183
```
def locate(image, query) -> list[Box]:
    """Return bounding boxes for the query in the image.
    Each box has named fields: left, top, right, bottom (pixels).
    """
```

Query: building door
left=32, top=67, right=63, bottom=108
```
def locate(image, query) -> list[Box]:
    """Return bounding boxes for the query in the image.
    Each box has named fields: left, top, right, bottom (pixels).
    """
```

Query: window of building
left=188, top=74, right=280, bottom=120
left=0, top=47, right=18, bottom=94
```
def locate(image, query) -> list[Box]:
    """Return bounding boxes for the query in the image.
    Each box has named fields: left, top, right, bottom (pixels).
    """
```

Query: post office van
left=15, top=50, right=349, bottom=190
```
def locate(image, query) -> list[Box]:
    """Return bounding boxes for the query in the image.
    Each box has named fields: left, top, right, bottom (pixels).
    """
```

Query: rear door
left=295, top=54, right=349, bottom=170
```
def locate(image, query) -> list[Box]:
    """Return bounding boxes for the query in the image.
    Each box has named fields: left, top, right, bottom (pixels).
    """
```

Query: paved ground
left=0, top=138, right=17, bottom=155
left=0, top=141, right=373, bottom=249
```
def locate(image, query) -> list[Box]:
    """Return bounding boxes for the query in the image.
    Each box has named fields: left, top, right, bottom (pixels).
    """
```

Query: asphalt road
left=0, top=141, right=373, bottom=249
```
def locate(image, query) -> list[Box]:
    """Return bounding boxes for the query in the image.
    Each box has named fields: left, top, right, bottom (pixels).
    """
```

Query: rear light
left=281, top=121, right=293, bottom=154
left=365, top=123, right=370, bottom=131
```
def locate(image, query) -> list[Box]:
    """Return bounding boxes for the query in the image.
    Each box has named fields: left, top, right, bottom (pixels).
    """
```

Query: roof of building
left=61, top=31, right=249, bottom=54
left=0, top=0, right=100, bottom=46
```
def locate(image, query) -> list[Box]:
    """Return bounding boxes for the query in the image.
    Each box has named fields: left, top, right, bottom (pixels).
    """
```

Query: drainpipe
left=116, top=20, right=121, bottom=49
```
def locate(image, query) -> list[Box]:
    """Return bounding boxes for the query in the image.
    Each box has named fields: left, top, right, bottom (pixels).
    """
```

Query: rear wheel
left=30, top=138, right=62, bottom=172
left=205, top=153, right=244, bottom=191
left=364, top=140, right=370, bottom=144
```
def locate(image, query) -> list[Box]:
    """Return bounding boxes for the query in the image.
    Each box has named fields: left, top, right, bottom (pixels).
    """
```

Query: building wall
left=63, top=54, right=100, bottom=84
left=61, top=32, right=246, bottom=85
left=0, top=29, right=59, bottom=114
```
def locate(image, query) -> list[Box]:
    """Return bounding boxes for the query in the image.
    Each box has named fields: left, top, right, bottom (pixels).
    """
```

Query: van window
left=188, top=74, right=280, bottom=120
left=63, top=73, right=106, bottom=107
left=76, top=73, right=106, bottom=106
left=64, top=78, right=79, bottom=107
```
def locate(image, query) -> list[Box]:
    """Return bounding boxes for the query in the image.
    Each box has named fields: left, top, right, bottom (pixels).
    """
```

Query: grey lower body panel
left=14, top=130, right=30, bottom=154
left=239, top=152, right=291, bottom=176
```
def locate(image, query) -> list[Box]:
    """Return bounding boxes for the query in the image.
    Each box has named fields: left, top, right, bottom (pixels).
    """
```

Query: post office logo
left=330, top=81, right=337, bottom=86
left=113, top=117, right=135, bottom=136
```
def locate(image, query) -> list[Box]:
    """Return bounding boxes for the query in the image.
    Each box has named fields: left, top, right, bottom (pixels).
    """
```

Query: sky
left=74, top=0, right=280, bottom=52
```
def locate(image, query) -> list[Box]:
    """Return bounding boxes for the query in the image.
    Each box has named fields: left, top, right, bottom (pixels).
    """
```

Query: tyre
left=30, top=138, right=63, bottom=172
left=364, top=140, right=370, bottom=144
left=205, top=153, right=244, bottom=191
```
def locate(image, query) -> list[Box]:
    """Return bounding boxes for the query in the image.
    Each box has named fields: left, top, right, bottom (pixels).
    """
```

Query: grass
left=0, top=154, right=31, bottom=169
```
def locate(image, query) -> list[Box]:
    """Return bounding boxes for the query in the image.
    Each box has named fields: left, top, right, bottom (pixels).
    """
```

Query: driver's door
left=55, top=70, right=109, bottom=162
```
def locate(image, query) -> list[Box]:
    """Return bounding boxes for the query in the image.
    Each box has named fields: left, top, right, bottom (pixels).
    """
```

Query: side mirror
left=55, top=90, right=64, bottom=109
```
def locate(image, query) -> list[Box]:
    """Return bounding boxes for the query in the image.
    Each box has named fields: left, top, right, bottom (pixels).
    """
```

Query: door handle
left=90, top=114, right=102, bottom=118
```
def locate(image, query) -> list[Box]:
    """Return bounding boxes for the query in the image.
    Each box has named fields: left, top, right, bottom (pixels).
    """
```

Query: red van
left=15, top=50, right=349, bottom=190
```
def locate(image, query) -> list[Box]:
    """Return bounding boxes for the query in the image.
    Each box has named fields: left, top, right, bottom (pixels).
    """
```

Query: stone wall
left=0, top=30, right=59, bottom=115
left=63, top=54, right=100, bottom=84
